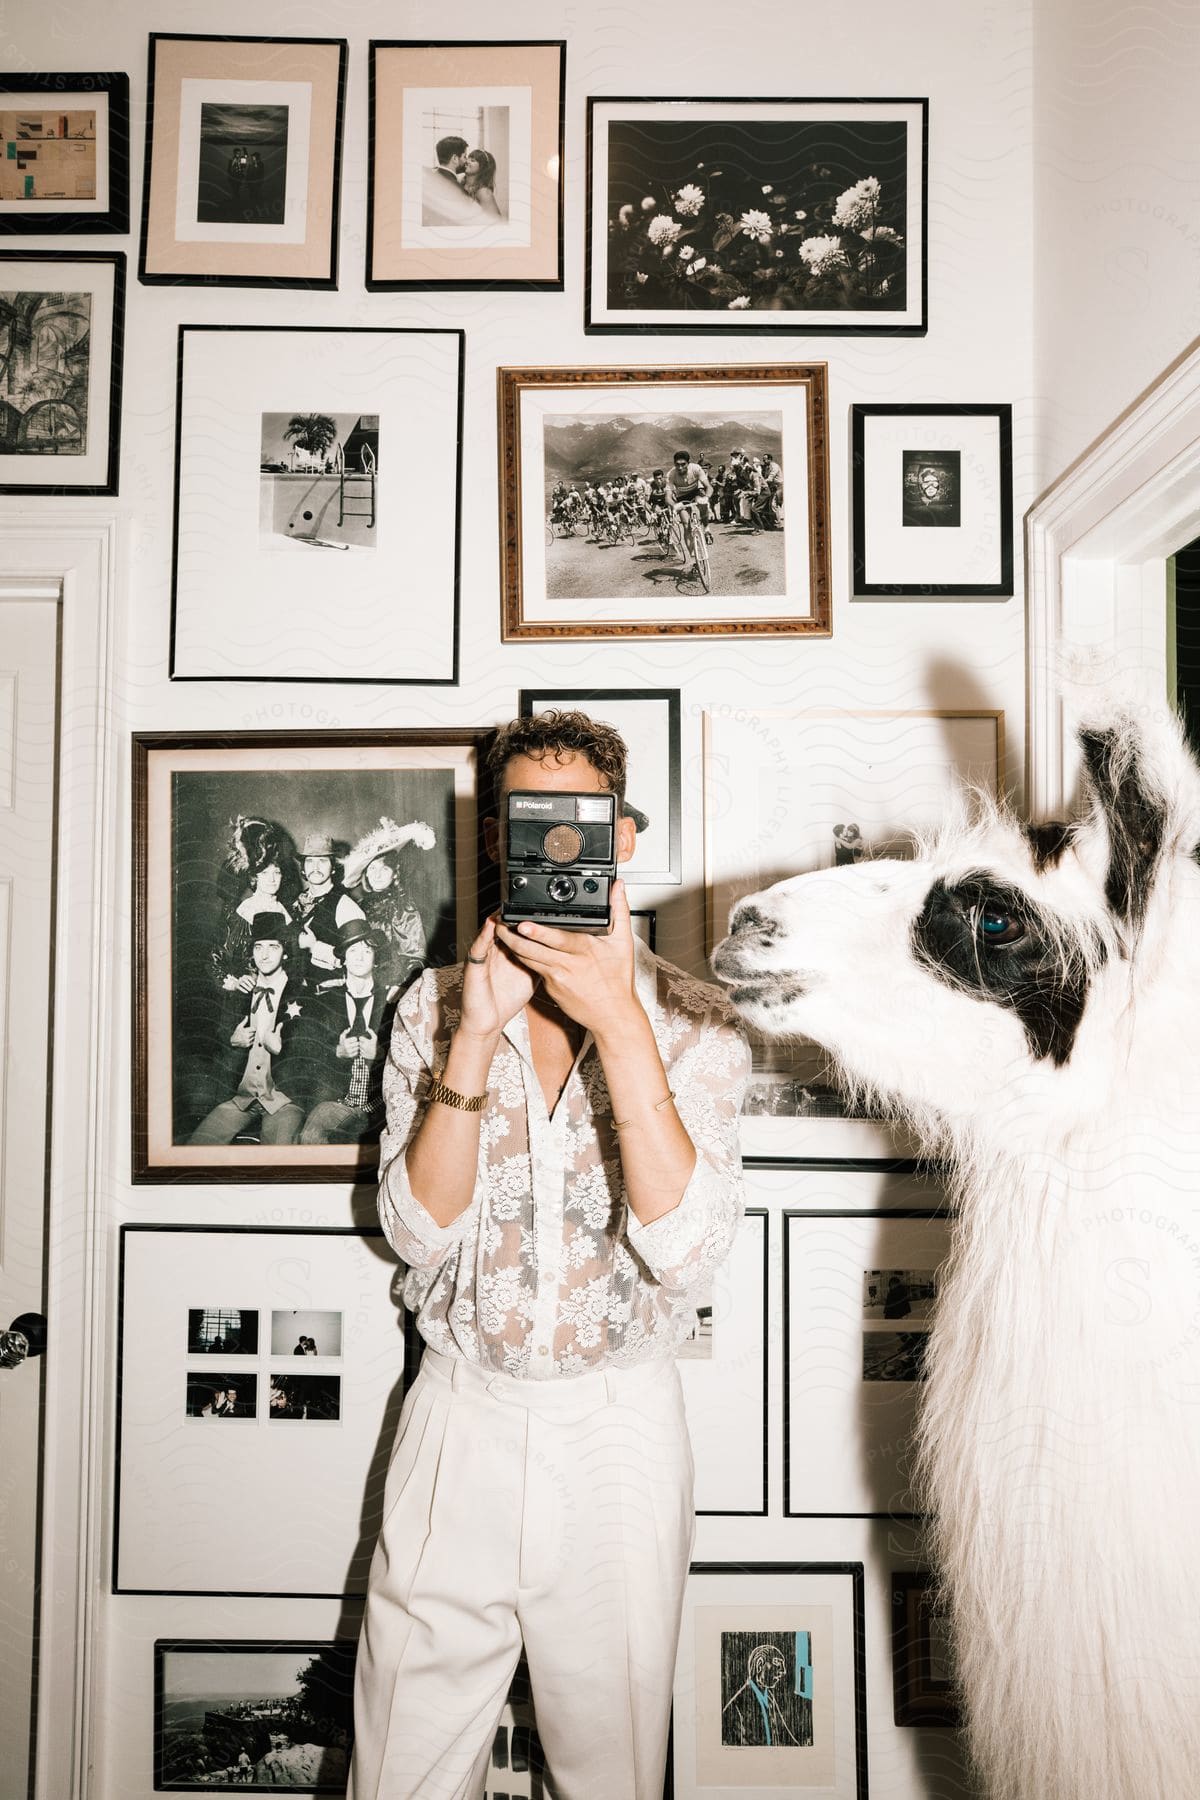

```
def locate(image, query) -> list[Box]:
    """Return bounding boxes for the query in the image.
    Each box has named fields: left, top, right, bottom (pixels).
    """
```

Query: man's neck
left=346, top=975, right=374, bottom=998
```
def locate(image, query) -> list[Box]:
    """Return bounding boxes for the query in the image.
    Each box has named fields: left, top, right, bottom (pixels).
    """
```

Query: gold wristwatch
left=427, top=1077, right=488, bottom=1113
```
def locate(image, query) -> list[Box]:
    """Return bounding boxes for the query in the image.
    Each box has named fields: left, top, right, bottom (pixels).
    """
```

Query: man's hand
left=335, top=1029, right=358, bottom=1060
left=230, top=1018, right=255, bottom=1049
left=458, top=914, right=537, bottom=1043
left=494, top=879, right=640, bottom=1038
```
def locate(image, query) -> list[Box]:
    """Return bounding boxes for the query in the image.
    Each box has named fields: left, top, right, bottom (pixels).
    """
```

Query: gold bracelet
left=427, top=1077, right=488, bottom=1113
left=612, top=1090, right=676, bottom=1133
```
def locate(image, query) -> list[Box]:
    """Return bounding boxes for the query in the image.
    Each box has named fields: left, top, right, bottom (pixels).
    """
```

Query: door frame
left=0, top=516, right=117, bottom=1800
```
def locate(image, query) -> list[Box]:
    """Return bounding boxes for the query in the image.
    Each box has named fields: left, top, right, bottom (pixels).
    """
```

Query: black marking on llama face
left=1023, top=820, right=1074, bottom=871
left=1078, top=727, right=1166, bottom=927
left=912, top=872, right=1096, bottom=1066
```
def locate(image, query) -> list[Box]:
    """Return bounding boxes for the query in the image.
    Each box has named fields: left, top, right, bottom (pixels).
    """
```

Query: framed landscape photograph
left=170, top=325, right=463, bottom=682
left=155, top=1639, right=356, bottom=1791
left=587, top=96, right=927, bottom=334
left=0, top=74, right=129, bottom=234
left=519, top=688, right=682, bottom=884
left=852, top=404, right=1014, bottom=596
left=669, top=1563, right=867, bottom=1797
left=0, top=250, right=123, bottom=493
left=139, top=34, right=347, bottom=287
left=368, top=40, right=565, bottom=290
left=499, top=364, right=830, bottom=640
left=132, top=730, right=485, bottom=1183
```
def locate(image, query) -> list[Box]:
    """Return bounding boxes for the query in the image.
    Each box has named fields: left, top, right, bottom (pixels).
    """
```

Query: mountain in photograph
left=199, top=104, right=289, bottom=146
left=544, top=413, right=782, bottom=483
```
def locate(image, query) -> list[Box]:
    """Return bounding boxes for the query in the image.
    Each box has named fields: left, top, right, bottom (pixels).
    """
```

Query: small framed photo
left=0, top=74, right=129, bottom=234
left=739, top=1076, right=922, bottom=1169
left=677, top=1209, right=768, bottom=1516
left=670, top=1562, right=867, bottom=1797
left=187, top=1307, right=260, bottom=1355
left=519, top=688, right=682, bottom=884
left=368, top=40, right=565, bottom=290
left=891, top=1573, right=963, bottom=1727
left=629, top=909, right=657, bottom=952
left=852, top=404, right=1014, bottom=596
left=170, top=325, right=463, bottom=682
left=270, top=1310, right=342, bottom=1357
left=154, top=1638, right=356, bottom=1790
left=587, top=96, right=926, bottom=335
left=784, top=1210, right=950, bottom=1518
left=0, top=251, right=123, bottom=494
left=499, top=364, right=830, bottom=640
left=132, top=730, right=485, bottom=1183
left=139, top=33, right=347, bottom=288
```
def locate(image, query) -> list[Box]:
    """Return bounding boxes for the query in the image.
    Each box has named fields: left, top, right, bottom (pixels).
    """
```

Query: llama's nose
left=730, top=903, right=779, bottom=949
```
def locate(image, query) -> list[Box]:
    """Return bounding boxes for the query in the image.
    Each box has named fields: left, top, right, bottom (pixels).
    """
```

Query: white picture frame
left=678, top=1208, right=768, bottom=1516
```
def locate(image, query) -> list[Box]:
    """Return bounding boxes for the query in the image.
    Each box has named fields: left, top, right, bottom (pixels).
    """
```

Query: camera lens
left=547, top=875, right=577, bottom=904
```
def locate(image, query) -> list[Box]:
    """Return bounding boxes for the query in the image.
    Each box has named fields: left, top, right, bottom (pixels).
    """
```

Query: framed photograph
left=784, top=1210, right=951, bottom=1518
left=117, top=1226, right=407, bottom=1595
left=499, top=364, right=830, bottom=640
left=519, top=688, right=681, bottom=884
left=587, top=96, right=926, bottom=335
left=677, top=1208, right=768, bottom=1516
left=739, top=1074, right=922, bottom=1170
left=170, top=324, right=463, bottom=682
left=745, top=1164, right=947, bottom=1215
left=629, top=908, right=657, bottom=952
left=891, top=1573, right=962, bottom=1727
left=154, top=1638, right=356, bottom=1789
left=669, top=1563, right=867, bottom=1798
left=852, top=404, right=1014, bottom=596
left=0, top=74, right=129, bottom=234
left=139, top=33, right=347, bottom=288
left=132, top=730, right=485, bottom=1183
left=0, top=251, right=123, bottom=494
left=368, top=40, right=565, bottom=290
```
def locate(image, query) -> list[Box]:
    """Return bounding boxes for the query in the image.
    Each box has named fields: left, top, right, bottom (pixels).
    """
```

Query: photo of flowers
left=586, top=97, right=927, bottom=334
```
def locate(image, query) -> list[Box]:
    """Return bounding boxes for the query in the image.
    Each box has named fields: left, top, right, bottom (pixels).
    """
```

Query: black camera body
left=501, top=790, right=617, bottom=930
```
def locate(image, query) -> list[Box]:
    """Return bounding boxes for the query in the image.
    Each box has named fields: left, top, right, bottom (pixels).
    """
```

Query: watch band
left=427, top=1077, right=488, bottom=1113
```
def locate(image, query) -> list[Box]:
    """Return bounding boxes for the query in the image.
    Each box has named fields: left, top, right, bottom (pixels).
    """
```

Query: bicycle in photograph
left=545, top=503, right=588, bottom=545
left=670, top=502, right=712, bottom=594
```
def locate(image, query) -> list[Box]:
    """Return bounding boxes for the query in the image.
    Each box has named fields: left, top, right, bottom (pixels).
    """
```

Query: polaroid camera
left=500, top=791, right=617, bottom=930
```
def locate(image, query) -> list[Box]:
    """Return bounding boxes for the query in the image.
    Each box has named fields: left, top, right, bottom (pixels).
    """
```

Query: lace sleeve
left=377, top=972, right=477, bottom=1268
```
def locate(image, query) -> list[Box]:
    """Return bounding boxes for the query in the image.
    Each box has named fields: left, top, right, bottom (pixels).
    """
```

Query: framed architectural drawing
left=852, top=403, right=1014, bottom=596
left=587, top=96, right=927, bottom=335
left=678, top=1208, right=769, bottom=1517
left=170, top=324, right=463, bottom=682
left=499, top=364, right=830, bottom=640
left=368, top=40, right=565, bottom=289
left=0, top=74, right=129, bottom=234
left=0, top=250, right=123, bottom=493
left=139, top=33, right=347, bottom=287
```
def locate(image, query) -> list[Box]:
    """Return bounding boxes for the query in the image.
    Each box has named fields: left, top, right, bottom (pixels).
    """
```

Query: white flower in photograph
left=761, top=183, right=773, bottom=194
left=739, top=208, right=774, bottom=244
left=635, top=271, right=649, bottom=283
left=687, top=256, right=707, bottom=276
left=618, top=202, right=634, bottom=225
left=678, top=244, right=695, bottom=261
left=728, top=295, right=752, bottom=309
left=647, top=214, right=682, bottom=248
left=832, top=175, right=882, bottom=231
left=798, top=233, right=849, bottom=275
left=775, top=248, right=785, bottom=258
left=641, top=195, right=657, bottom=211
left=794, top=209, right=807, bottom=221
left=674, top=182, right=705, bottom=216
left=860, top=223, right=902, bottom=245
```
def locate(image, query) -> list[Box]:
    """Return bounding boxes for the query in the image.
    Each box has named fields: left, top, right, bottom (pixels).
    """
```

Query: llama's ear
left=1078, top=724, right=1169, bottom=925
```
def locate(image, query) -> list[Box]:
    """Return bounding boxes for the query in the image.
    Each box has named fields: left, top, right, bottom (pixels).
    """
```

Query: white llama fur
left=713, top=704, right=1200, bottom=1800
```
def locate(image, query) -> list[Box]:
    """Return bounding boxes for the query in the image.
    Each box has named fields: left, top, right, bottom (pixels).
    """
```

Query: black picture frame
left=0, top=249, right=124, bottom=494
left=628, top=908, right=657, bottom=952
left=851, top=403, right=1015, bottom=597
left=366, top=39, right=566, bottom=292
left=891, top=1573, right=963, bottom=1727
left=519, top=688, right=682, bottom=885
left=153, top=1637, right=358, bottom=1790
left=139, top=33, right=348, bottom=290
left=586, top=95, right=928, bottom=336
left=0, top=74, right=129, bottom=234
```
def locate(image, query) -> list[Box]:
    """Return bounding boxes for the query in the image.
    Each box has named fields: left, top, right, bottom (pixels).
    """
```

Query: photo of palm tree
left=259, top=412, right=380, bottom=550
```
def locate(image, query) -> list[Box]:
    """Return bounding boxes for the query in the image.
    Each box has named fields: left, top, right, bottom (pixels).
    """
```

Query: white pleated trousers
left=347, top=1346, right=695, bottom=1800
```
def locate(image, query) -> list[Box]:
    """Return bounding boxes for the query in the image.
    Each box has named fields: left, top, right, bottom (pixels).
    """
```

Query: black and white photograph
left=188, top=1308, right=260, bottom=1355
left=863, top=1269, right=938, bottom=1322
left=890, top=1573, right=962, bottom=1727
left=853, top=403, right=1014, bottom=596
left=197, top=104, right=289, bottom=226
left=260, top=412, right=379, bottom=552
left=269, top=1373, right=340, bottom=1421
left=719, top=1630, right=813, bottom=1748
left=186, top=1372, right=257, bottom=1419
left=862, top=1332, right=930, bottom=1383
left=271, top=1310, right=342, bottom=1357
left=676, top=1210, right=768, bottom=1515
left=0, top=251, right=122, bottom=492
left=417, top=101, right=512, bottom=228
left=737, top=1073, right=924, bottom=1168
left=587, top=97, right=927, bottom=334
left=501, top=365, right=829, bottom=640
left=676, top=1282, right=714, bottom=1360
left=133, top=732, right=484, bottom=1182
left=154, top=1640, right=355, bottom=1791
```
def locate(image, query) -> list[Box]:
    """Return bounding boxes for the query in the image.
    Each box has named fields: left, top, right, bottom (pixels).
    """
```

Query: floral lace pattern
left=378, top=942, right=751, bottom=1378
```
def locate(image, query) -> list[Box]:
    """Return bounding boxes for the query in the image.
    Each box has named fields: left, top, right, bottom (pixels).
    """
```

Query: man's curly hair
left=484, top=709, right=627, bottom=809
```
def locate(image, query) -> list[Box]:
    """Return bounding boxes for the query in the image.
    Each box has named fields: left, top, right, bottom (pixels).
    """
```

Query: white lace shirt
left=378, top=941, right=752, bottom=1378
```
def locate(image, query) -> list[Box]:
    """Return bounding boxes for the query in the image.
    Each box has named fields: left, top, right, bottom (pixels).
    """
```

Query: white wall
left=3, top=1, right=1039, bottom=1794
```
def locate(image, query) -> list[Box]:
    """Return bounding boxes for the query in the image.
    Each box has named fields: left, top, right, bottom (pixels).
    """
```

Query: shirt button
left=541, top=1268, right=555, bottom=1284
left=538, top=1345, right=549, bottom=1356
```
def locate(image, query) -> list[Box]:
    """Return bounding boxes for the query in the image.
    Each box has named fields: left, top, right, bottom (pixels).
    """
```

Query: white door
left=0, top=592, right=59, bottom=1796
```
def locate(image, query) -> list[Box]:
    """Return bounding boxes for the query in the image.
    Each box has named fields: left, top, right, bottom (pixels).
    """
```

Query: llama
left=712, top=704, right=1200, bottom=1800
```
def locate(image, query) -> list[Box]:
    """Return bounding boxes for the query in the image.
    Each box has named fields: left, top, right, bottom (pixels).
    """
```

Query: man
left=348, top=710, right=751, bottom=1800
left=420, top=133, right=480, bottom=227
left=298, top=919, right=399, bottom=1145
left=188, top=916, right=306, bottom=1146
left=667, top=449, right=713, bottom=575
left=292, top=832, right=364, bottom=983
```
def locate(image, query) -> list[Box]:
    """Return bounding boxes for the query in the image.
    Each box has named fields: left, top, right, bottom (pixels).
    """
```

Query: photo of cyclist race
left=542, top=409, right=785, bottom=600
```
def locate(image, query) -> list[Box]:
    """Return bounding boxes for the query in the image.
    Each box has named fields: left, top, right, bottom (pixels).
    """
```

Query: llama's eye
left=978, top=904, right=1024, bottom=946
